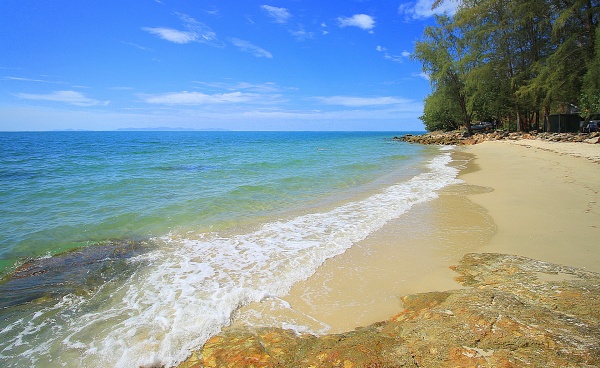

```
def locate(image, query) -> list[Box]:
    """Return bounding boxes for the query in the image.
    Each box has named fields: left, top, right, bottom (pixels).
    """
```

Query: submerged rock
left=179, top=253, right=600, bottom=367
left=0, top=240, right=152, bottom=309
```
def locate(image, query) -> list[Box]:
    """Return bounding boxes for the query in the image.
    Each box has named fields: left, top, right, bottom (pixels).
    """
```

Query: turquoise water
left=0, top=131, right=459, bottom=367
left=1, top=131, right=422, bottom=274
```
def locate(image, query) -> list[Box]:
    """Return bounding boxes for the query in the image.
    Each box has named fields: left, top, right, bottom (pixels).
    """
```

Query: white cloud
left=142, top=91, right=256, bottom=105
left=376, top=45, right=387, bottom=52
left=402, top=50, right=411, bottom=57
left=16, top=90, right=109, bottom=106
left=261, top=5, right=291, bottom=24
left=142, top=27, right=196, bottom=43
left=316, top=96, right=413, bottom=107
left=229, top=38, right=273, bottom=58
left=337, top=14, right=375, bottom=32
left=142, top=13, right=223, bottom=47
left=398, top=0, right=460, bottom=19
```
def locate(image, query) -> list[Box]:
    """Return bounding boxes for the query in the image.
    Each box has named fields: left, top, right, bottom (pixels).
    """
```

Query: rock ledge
left=179, top=253, right=600, bottom=367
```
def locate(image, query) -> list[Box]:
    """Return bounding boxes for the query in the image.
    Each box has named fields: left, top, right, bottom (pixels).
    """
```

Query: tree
left=579, top=26, right=600, bottom=117
left=420, top=86, right=463, bottom=131
left=413, top=15, right=474, bottom=135
left=455, top=0, right=554, bottom=131
left=423, top=0, right=599, bottom=132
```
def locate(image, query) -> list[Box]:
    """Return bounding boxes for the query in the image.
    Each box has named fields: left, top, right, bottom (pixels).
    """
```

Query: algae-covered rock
left=179, top=253, right=600, bottom=367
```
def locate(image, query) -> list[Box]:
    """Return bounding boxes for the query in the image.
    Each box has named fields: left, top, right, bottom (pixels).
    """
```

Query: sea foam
left=0, top=151, right=460, bottom=367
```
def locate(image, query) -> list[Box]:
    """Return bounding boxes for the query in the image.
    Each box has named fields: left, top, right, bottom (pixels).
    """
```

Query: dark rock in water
left=0, top=240, right=151, bottom=309
left=179, top=253, right=600, bottom=367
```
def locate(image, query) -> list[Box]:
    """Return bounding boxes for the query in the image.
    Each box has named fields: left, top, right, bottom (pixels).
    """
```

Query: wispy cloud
left=142, top=27, right=196, bottom=44
left=398, top=0, right=460, bottom=20
left=376, top=46, right=410, bottom=63
left=15, top=90, right=109, bottom=106
left=289, top=26, right=314, bottom=41
left=122, top=41, right=154, bottom=52
left=316, top=96, right=414, bottom=107
left=414, top=72, right=430, bottom=81
left=141, top=91, right=257, bottom=105
left=203, top=5, right=220, bottom=16
left=260, top=5, right=312, bottom=41
left=337, top=14, right=375, bottom=33
left=230, top=82, right=281, bottom=93
left=4, top=76, right=65, bottom=84
left=142, top=13, right=224, bottom=47
left=193, top=81, right=283, bottom=93
left=228, top=38, right=273, bottom=58
left=261, top=5, right=291, bottom=24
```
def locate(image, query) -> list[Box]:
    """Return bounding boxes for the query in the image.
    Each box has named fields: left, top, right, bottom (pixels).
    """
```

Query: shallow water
left=0, top=131, right=460, bottom=367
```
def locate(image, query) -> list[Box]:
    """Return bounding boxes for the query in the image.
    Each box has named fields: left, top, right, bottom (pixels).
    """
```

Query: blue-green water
left=0, top=131, right=459, bottom=367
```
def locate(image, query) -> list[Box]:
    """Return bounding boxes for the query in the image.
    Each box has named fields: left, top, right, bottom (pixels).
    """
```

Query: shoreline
left=229, top=148, right=490, bottom=334
left=181, top=138, right=600, bottom=366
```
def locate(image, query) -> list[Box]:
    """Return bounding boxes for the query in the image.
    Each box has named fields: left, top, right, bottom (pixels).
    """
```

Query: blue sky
left=0, top=0, right=458, bottom=131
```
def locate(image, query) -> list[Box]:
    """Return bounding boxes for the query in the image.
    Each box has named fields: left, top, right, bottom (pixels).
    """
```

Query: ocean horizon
left=0, top=131, right=458, bottom=367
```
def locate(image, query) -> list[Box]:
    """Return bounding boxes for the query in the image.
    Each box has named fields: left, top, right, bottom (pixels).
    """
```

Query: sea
left=0, top=131, right=460, bottom=367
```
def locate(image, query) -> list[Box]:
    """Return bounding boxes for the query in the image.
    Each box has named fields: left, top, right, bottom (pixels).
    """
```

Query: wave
left=0, top=150, right=461, bottom=368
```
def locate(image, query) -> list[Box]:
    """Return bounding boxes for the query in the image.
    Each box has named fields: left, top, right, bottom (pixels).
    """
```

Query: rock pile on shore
left=179, top=253, right=600, bottom=367
left=395, top=130, right=600, bottom=145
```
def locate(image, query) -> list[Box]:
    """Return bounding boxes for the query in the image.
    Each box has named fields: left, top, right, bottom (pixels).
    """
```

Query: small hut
left=544, top=114, right=583, bottom=133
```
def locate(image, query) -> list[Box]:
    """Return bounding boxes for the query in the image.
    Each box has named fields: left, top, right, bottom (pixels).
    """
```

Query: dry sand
left=463, top=140, right=600, bottom=271
left=234, top=140, right=600, bottom=335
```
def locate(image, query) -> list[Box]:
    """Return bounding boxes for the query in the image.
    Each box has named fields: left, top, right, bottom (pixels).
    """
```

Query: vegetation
left=413, top=0, right=600, bottom=133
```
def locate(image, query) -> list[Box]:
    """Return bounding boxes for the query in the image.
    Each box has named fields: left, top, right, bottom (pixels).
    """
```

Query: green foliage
left=418, top=0, right=600, bottom=131
left=579, top=26, right=600, bottom=117
left=413, top=15, right=473, bottom=133
left=420, top=88, right=462, bottom=131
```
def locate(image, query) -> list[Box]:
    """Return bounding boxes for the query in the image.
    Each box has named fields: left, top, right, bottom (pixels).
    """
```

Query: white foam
left=0, top=150, right=461, bottom=367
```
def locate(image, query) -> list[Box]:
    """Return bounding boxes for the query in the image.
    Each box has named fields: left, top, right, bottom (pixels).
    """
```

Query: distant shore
left=179, top=136, right=600, bottom=367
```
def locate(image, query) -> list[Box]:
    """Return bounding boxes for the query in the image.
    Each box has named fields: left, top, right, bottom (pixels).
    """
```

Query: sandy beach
left=233, top=139, right=600, bottom=335
left=184, top=138, right=600, bottom=367
left=463, top=140, right=600, bottom=271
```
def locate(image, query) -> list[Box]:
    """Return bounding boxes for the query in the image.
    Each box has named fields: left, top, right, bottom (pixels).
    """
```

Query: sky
left=0, top=0, right=459, bottom=131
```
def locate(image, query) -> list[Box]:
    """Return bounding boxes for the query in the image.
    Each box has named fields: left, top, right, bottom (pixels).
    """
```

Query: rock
left=395, top=131, right=600, bottom=145
left=178, top=253, right=600, bottom=367
left=0, top=240, right=152, bottom=309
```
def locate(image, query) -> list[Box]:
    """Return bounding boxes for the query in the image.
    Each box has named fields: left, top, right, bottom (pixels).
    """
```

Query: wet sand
left=234, top=140, right=600, bottom=334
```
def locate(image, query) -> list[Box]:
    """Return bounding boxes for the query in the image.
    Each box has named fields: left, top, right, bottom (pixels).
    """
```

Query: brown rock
left=179, top=253, right=600, bottom=367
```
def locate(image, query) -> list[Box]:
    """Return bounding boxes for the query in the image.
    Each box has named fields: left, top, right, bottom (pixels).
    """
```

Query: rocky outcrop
left=394, top=131, right=466, bottom=145
left=395, top=130, right=600, bottom=145
left=178, top=253, right=600, bottom=367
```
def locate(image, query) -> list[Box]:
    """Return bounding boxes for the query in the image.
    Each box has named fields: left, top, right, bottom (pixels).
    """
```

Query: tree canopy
left=414, top=0, right=600, bottom=132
